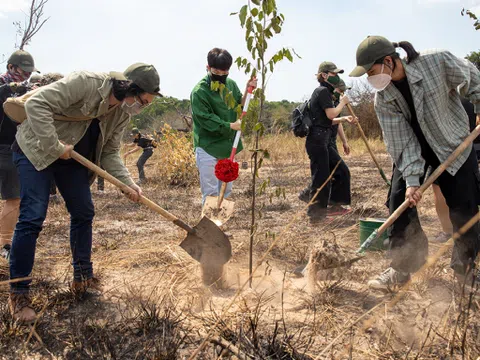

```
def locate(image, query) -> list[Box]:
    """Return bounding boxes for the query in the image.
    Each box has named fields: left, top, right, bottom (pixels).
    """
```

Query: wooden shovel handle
left=70, top=150, right=195, bottom=234
left=370, top=124, right=480, bottom=244
left=346, top=103, right=390, bottom=186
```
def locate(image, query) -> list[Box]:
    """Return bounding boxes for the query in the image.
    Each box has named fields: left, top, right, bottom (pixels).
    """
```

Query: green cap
left=132, top=127, right=139, bottom=134
left=337, top=79, right=351, bottom=93
left=317, top=61, right=344, bottom=75
left=7, top=50, right=38, bottom=73
left=349, top=36, right=396, bottom=77
left=124, top=63, right=163, bottom=97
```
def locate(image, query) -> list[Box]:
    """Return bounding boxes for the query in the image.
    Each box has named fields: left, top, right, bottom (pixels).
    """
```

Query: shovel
left=70, top=151, right=232, bottom=285
left=332, top=124, right=480, bottom=268
left=202, top=85, right=255, bottom=226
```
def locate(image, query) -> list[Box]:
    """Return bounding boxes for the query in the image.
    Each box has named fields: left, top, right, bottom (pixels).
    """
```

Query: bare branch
left=14, top=0, right=50, bottom=50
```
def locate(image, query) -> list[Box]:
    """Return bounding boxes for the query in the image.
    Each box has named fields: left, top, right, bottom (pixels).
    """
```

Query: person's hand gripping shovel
left=202, top=79, right=256, bottom=226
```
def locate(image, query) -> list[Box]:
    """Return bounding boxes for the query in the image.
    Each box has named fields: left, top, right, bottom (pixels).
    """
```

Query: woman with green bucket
left=350, top=36, right=480, bottom=291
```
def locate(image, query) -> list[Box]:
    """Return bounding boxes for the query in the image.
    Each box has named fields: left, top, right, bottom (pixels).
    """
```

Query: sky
left=0, top=0, right=479, bottom=102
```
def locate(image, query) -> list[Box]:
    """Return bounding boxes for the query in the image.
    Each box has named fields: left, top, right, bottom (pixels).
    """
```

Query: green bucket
left=359, top=218, right=388, bottom=251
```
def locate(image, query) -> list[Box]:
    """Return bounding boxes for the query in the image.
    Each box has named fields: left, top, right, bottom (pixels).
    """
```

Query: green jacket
left=191, top=76, right=243, bottom=159
left=16, top=71, right=134, bottom=186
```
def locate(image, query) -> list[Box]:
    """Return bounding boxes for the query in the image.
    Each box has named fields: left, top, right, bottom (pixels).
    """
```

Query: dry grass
left=1, top=132, right=479, bottom=359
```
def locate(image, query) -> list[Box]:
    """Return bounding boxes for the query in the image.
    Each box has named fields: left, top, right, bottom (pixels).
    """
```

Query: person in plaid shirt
left=350, top=36, right=480, bottom=290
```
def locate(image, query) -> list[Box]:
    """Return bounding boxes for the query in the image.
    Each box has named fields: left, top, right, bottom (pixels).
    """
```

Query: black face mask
left=210, top=73, right=228, bottom=84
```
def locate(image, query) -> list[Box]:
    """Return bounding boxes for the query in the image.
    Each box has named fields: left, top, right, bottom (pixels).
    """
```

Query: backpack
left=291, top=100, right=312, bottom=138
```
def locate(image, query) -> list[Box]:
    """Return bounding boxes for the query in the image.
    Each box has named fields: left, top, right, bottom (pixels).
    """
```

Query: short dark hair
left=207, top=48, right=233, bottom=71
left=112, top=79, right=146, bottom=101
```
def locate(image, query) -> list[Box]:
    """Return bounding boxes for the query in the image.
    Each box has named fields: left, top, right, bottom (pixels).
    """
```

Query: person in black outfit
left=299, top=79, right=353, bottom=214
left=305, top=61, right=356, bottom=222
left=123, top=128, right=158, bottom=183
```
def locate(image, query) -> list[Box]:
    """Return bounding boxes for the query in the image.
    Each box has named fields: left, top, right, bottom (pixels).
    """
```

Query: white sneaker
left=368, top=267, right=410, bottom=291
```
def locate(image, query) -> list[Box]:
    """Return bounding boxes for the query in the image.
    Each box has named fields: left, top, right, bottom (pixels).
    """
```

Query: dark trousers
left=328, top=144, right=351, bottom=206
left=137, top=148, right=153, bottom=180
left=306, top=128, right=331, bottom=217
left=97, top=176, right=104, bottom=191
left=10, top=153, right=95, bottom=293
left=387, top=149, right=480, bottom=274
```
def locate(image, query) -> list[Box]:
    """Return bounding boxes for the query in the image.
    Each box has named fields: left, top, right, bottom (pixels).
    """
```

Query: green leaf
left=272, top=23, right=281, bottom=33
left=262, top=149, right=270, bottom=159
left=230, top=12, right=238, bottom=16
left=245, top=63, right=251, bottom=74
left=258, top=157, right=264, bottom=171
left=239, top=5, right=248, bottom=26
left=258, top=10, right=264, bottom=21
left=247, top=36, right=254, bottom=52
left=251, top=8, right=259, bottom=17
left=246, top=17, right=253, bottom=38
left=235, top=57, right=242, bottom=68
left=252, top=68, right=258, bottom=78
left=265, top=29, right=273, bottom=38
left=253, top=122, right=263, bottom=132
left=284, top=48, right=293, bottom=62
left=269, top=61, right=274, bottom=73
left=255, top=21, right=263, bottom=33
left=267, top=0, right=275, bottom=15
left=251, top=0, right=261, bottom=5
left=279, top=13, right=285, bottom=21
left=252, top=47, right=257, bottom=60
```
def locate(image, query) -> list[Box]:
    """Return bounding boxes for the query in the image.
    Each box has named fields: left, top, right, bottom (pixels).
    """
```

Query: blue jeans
left=195, top=147, right=232, bottom=205
left=10, top=153, right=95, bottom=293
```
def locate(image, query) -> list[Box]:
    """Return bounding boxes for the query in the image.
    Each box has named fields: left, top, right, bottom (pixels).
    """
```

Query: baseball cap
left=337, top=79, right=351, bottom=93
left=317, top=61, right=344, bottom=75
left=124, top=63, right=163, bottom=97
left=350, top=36, right=396, bottom=77
left=8, top=50, right=38, bottom=73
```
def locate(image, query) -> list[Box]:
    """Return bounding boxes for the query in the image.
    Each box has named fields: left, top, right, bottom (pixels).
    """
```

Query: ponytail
left=392, top=41, right=420, bottom=64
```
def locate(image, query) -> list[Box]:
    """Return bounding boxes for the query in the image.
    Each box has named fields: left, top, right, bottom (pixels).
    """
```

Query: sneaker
left=1, top=244, right=11, bottom=261
left=298, top=188, right=310, bottom=203
left=368, top=267, right=411, bottom=291
left=432, top=232, right=452, bottom=243
left=71, top=277, right=103, bottom=298
left=9, top=293, right=37, bottom=324
left=327, top=206, right=352, bottom=217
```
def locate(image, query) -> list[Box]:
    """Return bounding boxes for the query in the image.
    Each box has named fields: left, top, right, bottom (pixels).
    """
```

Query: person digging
left=0, top=50, right=39, bottom=261
left=350, top=36, right=480, bottom=291
left=123, top=127, right=158, bottom=184
left=191, top=47, right=257, bottom=206
left=6, top=63, right=162, bottom=324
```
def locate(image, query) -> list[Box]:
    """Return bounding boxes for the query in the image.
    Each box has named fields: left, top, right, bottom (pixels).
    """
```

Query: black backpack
left=291, top=100, right=312, bottom=138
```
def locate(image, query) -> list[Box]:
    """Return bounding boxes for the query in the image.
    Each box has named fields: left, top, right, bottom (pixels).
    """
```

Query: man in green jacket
left=191, top=48, right=256, bottom=205
left=7, top=63, right=162, bottom=324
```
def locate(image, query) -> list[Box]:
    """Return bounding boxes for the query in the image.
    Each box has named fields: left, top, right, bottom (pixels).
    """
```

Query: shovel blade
left=202, top=196, right=235, bottom=226
left=179, top=216, right=232, bottom=265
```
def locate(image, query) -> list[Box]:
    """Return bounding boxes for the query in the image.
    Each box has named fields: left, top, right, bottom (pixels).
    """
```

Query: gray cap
left=7, top=50, right=38, bottom=73
left=317, top=61, right=344, bottom=75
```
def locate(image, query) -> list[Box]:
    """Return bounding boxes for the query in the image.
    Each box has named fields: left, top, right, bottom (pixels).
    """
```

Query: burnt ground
left=1, top=137, right=479, bottom=360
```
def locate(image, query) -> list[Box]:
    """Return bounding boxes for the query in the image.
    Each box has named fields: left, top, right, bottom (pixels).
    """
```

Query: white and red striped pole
left=217, top=84, right=255, bottom=208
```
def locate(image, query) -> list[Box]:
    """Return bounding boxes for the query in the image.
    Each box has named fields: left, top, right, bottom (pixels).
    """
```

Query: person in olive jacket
left=6, top=63, right=162, bottom=324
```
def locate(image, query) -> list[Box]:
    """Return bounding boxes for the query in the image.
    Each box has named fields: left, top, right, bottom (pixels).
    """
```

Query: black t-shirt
left=462, top=98, right=479, bottom=144
left=73, top=118, right=101, bottom=161
left=392, top=77, right=439, bottom=166
left=134, top=134, right=155, bottom=149
left=0, top=83, right=18, bottom=146
left=309, top=83, right=334, bottom=129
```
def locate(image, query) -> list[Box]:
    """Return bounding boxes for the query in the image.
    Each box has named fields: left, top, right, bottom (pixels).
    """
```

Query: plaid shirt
left=374, top=49, right=480, bottom=187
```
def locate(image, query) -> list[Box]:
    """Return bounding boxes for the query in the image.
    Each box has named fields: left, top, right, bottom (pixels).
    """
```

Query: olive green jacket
left=16, top=70, right=134, bottom=185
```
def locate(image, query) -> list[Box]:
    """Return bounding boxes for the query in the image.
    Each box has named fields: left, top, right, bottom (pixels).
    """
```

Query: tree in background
left=466, top=51, right=480, bottom=70
left=14, top=0, right=50, bottom=50
left=462, top=8, right=479, bottom=30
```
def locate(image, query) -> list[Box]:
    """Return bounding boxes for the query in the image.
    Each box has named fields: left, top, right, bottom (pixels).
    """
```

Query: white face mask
left=367, top=64, right=392, bottom=91
left=121, top=98, right=143, bottom=115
